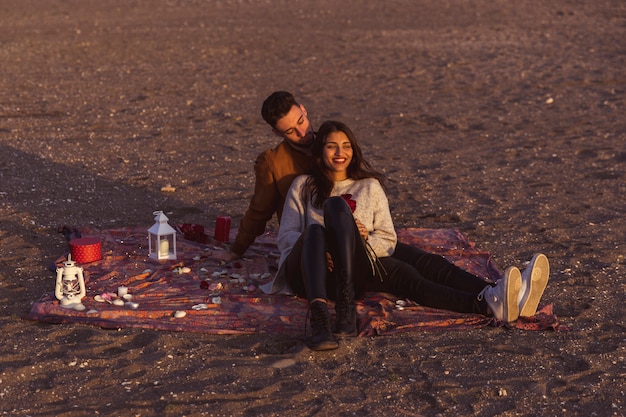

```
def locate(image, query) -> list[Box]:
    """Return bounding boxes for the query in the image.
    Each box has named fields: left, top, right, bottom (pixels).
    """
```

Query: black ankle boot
left=333, top=269, right=357, bottom=336
left=309, top=300, right=338, bottom=351
left=334, top=301, right=357, bottom=337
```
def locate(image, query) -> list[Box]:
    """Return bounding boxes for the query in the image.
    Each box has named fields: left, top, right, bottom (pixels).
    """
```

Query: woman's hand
left=355, top=219, right=368, bottom=240
left=326, top=251, right=334, bottom=272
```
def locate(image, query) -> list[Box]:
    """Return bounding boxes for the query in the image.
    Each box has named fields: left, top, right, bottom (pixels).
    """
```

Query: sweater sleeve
left=277, top=176, right=308, bottom=257
left=364, top=181, right=397, bottom=258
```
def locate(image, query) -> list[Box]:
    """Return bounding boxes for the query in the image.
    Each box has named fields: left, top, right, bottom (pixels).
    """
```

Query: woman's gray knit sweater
left=260, top=175, right=397, bottom=295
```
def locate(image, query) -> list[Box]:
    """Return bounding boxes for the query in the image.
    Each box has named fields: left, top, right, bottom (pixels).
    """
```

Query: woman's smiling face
left=322, top=130, right=353, bottom=181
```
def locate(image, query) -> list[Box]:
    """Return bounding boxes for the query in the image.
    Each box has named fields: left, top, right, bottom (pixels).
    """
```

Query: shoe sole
left=503, top=266, right=522, bottom=322
left=310, top=340, right=339, bottom=351
left=519, top=253, right=550, bottom=317
left=333, top=329, right=358, bottom=337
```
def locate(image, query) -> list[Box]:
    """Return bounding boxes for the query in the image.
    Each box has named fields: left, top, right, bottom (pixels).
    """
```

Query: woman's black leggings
left=367, top=243, right=492, bottom=315
left=283, top=197, right=373, bottom=301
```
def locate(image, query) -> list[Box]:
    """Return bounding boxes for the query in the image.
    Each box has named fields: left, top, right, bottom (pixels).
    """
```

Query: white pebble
left=173, top=310, right=187, bottom=318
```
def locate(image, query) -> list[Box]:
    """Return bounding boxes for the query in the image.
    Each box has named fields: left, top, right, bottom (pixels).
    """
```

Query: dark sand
left=1, top=1, right=625, bottom=415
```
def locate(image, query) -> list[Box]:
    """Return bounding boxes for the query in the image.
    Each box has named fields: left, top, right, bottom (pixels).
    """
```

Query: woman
left=260, top=121, right=549, bottom=350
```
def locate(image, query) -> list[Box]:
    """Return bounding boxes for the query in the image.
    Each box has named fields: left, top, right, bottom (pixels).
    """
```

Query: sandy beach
left=1, top=1, right=625, bottom=415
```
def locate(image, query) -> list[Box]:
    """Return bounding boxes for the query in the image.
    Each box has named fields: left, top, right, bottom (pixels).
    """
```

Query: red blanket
left=26, top=227, right=564, bottom=335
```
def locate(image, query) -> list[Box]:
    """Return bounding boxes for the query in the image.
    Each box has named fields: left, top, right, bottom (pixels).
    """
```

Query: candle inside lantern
left=159, top=238, right=169, bottom=257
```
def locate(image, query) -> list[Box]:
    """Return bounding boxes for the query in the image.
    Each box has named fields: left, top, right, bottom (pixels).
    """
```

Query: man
left=218, top=91, right=316, bottom=261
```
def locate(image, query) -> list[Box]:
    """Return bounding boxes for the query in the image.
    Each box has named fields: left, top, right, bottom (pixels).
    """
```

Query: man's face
left=272, top=104, right=314, bottom=147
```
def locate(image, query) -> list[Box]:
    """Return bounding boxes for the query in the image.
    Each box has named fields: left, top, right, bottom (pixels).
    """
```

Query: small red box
left=214, top=216, right=231, bottom=242
left=69, top=237, right=102, bottom=263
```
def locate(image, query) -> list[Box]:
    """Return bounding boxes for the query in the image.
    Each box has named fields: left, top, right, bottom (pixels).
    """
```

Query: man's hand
left=211, top=249, right=241, bottom=264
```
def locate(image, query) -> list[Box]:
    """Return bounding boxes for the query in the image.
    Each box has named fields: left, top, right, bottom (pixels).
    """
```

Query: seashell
left=123, top=294, right=133, bottom=300
left=208, top=282, right=223, bottom=292
left=101, top=292, right=115, bottom=303
left=396, top=299, right=407, bottom=307
left=94, top=295, right=105, bottom=302
left=86, top=309, right=98, bottom=314
left=200, top=267, right=208, bottom=273
left=211, top=296, right=221, bottom=304
left=193, top=255, right=201, bottom=261
left=192, top=303, right=208, bottom=310
left=143, top=269, right=152, bottom=274
left=250, top=272, right=271, bottom=280
left=180, top=267, right=191, bottom=274
left=271, top=358, right=296, bottom=369
left=173, top=310, right=187, bottom=318
left=161, top=184, right=176, bottom=192
left=112, top=299, right=125, bottom=306
left=125, top=302, right=139, bottom=309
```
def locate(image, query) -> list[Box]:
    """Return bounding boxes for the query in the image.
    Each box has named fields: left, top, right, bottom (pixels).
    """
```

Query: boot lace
left=336, top=289, right=352, bottom=323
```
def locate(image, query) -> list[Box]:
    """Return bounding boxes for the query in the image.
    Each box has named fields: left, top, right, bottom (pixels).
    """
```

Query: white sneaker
left=478, top=266, right=522, bottom=323
left=518, top=253, right=550, bottom=317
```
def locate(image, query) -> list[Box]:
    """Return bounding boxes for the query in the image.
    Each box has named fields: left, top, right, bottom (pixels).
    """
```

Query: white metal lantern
left=148, top=210, right=177, bottom=260
left=55, top=254, right=86, bottom=311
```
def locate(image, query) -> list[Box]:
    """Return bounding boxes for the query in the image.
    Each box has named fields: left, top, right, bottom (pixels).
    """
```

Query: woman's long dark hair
left=303, top=120, right=386, bottom=209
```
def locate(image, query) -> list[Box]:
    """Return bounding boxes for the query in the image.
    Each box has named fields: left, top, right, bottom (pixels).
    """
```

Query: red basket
left=70, top=237, right=102, bottom=263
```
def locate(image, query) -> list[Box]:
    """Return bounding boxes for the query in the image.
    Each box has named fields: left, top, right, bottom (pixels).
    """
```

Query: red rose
left=341, top=194, right=356, bottom=213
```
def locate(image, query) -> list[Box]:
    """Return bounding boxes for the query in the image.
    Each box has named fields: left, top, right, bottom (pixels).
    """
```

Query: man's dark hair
left=261, top=91, right=299, bottom=128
